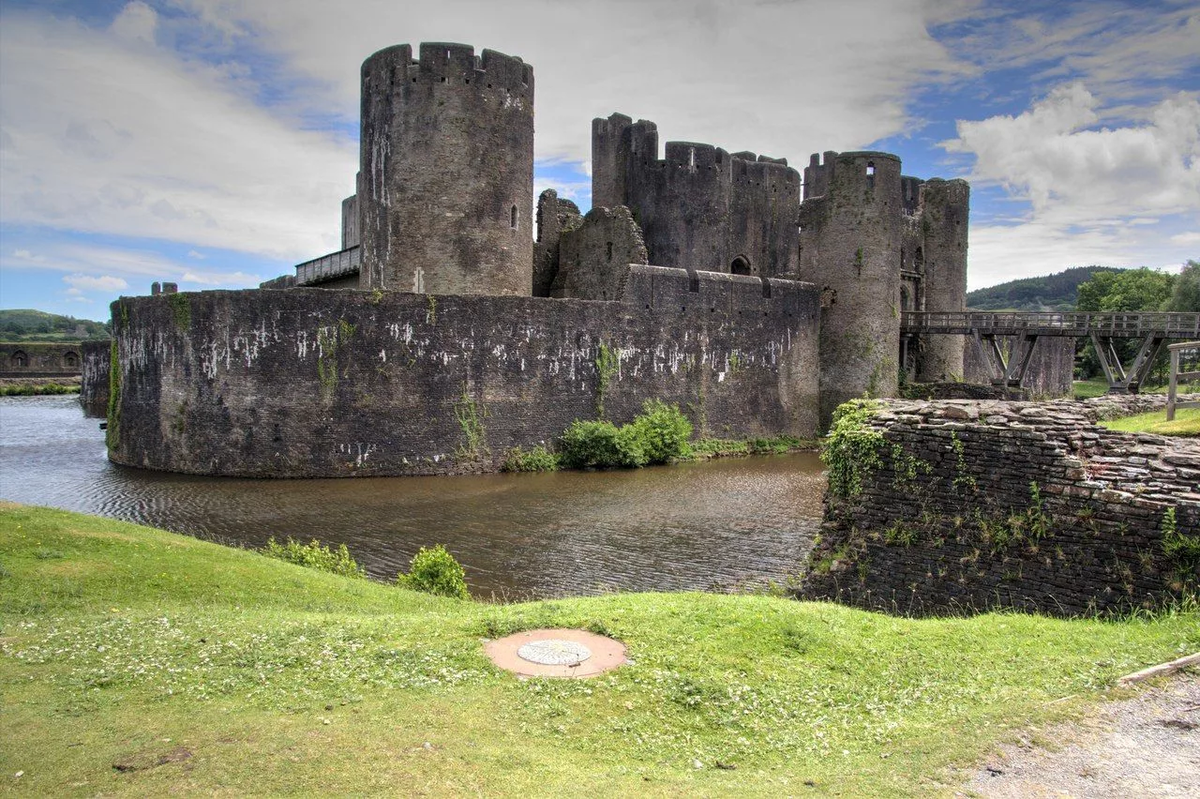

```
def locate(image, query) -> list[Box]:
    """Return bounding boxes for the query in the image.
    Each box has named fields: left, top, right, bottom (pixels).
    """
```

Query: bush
left=628, top=400, right=692, bottom=463
left=501, top=444, right=560, bottom=472
left=398, top=545, right=470, bottom=599
left=558, top=419, right=647, bottom=469
left=261, top=537, right=365, bottom=578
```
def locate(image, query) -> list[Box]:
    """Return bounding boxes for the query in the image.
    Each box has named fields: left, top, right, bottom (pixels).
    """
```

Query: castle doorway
left=730, top=256, right=752, bottom=275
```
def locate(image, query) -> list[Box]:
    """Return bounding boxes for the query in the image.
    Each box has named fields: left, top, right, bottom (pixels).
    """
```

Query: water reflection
left=0, top=395, right=825, bottom=598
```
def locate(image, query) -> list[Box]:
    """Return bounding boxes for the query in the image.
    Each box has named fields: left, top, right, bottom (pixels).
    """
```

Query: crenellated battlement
left=363, top=42, right=532, bottom=95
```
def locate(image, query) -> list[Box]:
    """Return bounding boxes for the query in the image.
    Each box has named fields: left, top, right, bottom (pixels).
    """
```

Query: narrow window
left=866, top=161, right=875, bottom=177
left=510, top=205, right=518, bottom=229
left=688, top=148, right=696, bottom=169
left=12, top=351, right=27, bottom=368
left=606, top=242, right=613, bottom=262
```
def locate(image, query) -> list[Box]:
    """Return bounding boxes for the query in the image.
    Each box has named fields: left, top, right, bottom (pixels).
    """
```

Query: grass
left=0, top=381, right=80, bottom=396
left=2, top=503, right=1198, bottom=796
left=1098, top=407, right=1200, bottom=437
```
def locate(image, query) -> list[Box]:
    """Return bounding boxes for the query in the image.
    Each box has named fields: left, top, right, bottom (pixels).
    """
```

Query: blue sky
left=1, top=0, right=1197, bottom=320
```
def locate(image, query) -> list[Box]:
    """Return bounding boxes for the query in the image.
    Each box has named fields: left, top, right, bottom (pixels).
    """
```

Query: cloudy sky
left=1, top=0, right=1197, bottom=319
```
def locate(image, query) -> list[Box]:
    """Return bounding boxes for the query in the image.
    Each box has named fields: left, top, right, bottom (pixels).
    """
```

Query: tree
left=1162, top=259, right=1200, bottom=312
left=1076, top=267, right=1177, bottom=381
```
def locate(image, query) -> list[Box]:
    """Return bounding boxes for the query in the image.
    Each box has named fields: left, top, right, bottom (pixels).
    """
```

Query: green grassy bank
left=2, top=504, right=1197, bottom=796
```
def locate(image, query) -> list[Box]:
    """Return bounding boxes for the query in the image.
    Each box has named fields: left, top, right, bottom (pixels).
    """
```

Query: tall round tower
left=799, top=151, right=903, bottom=428
left=358, top=43, right=534, bottom=295
left=916, top=178, right=970, bottom=382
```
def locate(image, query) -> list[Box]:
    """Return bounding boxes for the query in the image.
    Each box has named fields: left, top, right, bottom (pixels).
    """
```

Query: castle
left=105, top=42, right=968, bottom=478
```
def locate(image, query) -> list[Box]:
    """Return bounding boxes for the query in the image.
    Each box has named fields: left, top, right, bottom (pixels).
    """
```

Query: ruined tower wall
left=916, top=179, right=970, bottom=382
left=591, top=113, right=800, bottom=278
left=799, top=151, right=903, bottom=427
left=727, top=157, right=801, bottom=278
left=533, top=189, right=582, bottom=297
left=550, top=205, right=648, bottom=300
left=340, top=191, right=360, bottom=250
left=357, top=43, right=534, bottom=295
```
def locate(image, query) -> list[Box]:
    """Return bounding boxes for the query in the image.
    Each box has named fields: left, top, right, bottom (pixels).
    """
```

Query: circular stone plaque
left=517, top=639, right=592, bottom=666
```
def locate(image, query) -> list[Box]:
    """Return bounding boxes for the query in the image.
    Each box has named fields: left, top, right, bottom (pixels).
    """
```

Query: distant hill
left=966, top=266, right=1125, bottom=311
left=0, top=309, right=110, bottom=341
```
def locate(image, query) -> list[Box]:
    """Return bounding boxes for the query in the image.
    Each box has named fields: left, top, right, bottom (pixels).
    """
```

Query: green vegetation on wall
left=821, top=398, right=883, bottom=499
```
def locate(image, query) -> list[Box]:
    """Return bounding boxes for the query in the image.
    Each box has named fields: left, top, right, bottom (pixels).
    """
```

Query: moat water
left=0, top=395, right=825, bottom=598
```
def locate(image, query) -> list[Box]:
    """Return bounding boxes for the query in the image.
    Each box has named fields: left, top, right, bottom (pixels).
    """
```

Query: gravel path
left=962, top=673, right=1199, bottom=798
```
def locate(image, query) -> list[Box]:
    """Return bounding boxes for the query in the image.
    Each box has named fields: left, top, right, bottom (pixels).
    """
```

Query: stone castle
left=105, top=42, right=969, bottom=477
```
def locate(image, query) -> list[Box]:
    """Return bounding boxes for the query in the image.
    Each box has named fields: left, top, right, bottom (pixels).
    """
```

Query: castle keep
left=106, top=42, right=969, bottom=478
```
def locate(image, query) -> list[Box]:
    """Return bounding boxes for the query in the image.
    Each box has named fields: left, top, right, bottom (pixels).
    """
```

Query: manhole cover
left=483, top=628, right=626, bottom=678
left=517, top=639, right=592, bottom=666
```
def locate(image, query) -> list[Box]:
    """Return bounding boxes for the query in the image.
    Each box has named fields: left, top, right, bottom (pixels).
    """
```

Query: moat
left=0, top=395, right=824, bottom=598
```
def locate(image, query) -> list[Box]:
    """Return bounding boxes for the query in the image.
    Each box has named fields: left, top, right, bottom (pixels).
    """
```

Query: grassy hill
left=2, top=503, right=1197, bottom=796
left=967, top=266, right=1124, bottom=311
left=0, top=309, right=109, bottom=341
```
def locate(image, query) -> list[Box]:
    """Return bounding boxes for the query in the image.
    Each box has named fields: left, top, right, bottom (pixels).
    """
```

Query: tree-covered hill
left=0, top=309, right=110, bottom=341
left=966, top=266, right=1124, bottom=311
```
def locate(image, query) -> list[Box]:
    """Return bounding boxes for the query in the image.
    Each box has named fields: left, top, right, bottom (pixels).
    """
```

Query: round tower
left=798, top=151, right=903, bottom=428
left=358, top=43, right=534, bottom=295
left=916, top=178, right=970, bottom=382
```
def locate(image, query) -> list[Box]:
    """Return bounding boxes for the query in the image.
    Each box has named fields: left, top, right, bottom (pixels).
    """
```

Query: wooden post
left=1168, top=346, right=1180, bottom=421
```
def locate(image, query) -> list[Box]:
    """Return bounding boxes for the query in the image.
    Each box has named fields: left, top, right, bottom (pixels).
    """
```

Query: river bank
left=3, top=503, right=1197, bottom=796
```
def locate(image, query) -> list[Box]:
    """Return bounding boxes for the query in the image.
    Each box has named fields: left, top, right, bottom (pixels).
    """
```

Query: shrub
left=502, top=444, right=560, bottom=473
left=261, top=537, right=365, bottom=579
left=397, top=545, right=470, bottom=599
left=558, top=419, right=647, bottom=469
left=821, top=398, right=884, bottom=498
left=629, top=400, right=692, bottom=463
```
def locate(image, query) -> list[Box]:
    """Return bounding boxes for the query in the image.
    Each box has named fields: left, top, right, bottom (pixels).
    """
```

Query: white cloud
left=63, top=274, right=129, bottom=292
left=944, top=84, right=1200, bottom=216
left=168, top=0, right=970, bottom=165
left=187, top=249, right=207, bottom=259
left=111, top=1, right=158, bottom=45
left=0, top=8, right=355, bottom=262
left=1172, top=231, right=1200, bottom=245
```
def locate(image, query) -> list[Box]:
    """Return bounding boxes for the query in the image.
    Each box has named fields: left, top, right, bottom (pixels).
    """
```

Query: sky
left=1, top=0, right=1197, bottom=320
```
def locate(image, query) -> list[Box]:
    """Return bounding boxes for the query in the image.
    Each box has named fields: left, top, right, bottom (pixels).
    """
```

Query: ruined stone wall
left=963, top=335, right=1075, bottom=398
left=799, top=151, right=903, bottom=428
left=550, top=206, right=647, bottom=300
left=107, top=271, right=819, bottom=478
left=591, top=113, right=800, bottom=278
left=357, top=43, right=533, bottom=295
left=533, top=189, right=582, bottom=298
left=801, top=398, right=1200, bottom=616
left=914, top=179, right=969, bottom=382
left=79, top=339, right=111, bottom=418
left=340, top=192, right=360, bottom=250
left=0, top=342, right=85, bottom=378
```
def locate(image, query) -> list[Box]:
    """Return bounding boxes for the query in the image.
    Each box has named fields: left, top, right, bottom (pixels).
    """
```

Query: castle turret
left=358, top=43, right=534, bottom=295
left=914, top=178, right=970, bottom=382
left=799, top=151, right=903, bottom=427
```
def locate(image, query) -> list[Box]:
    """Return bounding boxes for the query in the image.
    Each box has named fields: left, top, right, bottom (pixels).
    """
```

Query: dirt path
left=962, top=673, right=1199, bottom=798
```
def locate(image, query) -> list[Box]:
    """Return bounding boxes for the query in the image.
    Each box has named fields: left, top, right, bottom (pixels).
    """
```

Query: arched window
left=11, top=351, right=27, bottom=368
left=730, top=256, right=752, bottom=275
left=63, top=351, right=79, bottom=368
left=510, top=204, right=518, bottom=229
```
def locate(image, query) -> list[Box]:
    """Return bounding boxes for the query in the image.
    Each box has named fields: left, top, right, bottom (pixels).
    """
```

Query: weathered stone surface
left=357, top=43, right=534, bottom=296
left=79, top=339, right=111, bottom=418
left=801, top=397, right=1200, bottom=617
left=0, top=341, right=85, bottom=378
left=108, top=267, right=820, bottom=477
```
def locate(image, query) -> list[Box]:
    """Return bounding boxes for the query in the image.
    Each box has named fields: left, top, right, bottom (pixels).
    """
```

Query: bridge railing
left=295, top=246, right=361, bottom=286
left=901, top=311, right=1200, bottom=338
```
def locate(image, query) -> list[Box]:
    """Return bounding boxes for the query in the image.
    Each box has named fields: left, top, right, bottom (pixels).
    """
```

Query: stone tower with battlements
left=592, top=113, right=800, bottom=279
left=357, top=43, right=534, bottom=296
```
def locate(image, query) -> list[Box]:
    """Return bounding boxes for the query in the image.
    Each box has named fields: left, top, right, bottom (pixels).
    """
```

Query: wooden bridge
left=900, top=311, right=1200, bottom=393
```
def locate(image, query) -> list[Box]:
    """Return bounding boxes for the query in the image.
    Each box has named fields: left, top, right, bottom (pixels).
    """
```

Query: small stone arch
left=730, top=255, right=752, bottom=276
left=11, top=350, right=28, bottom=368
left=63, top=351, right=79, bottom=368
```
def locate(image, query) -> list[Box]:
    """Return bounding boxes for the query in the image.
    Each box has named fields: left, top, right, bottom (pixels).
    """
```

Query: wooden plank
left=1117, top=652, right=1200, bottom=686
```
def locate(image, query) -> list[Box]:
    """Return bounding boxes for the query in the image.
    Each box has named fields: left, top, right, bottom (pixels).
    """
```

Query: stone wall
left=550, top=206, right=648, bottom=300
left=80, top=340, right=111, bottom=418
left=591, top=113, right=800, bottom=279
left=801, top=397, right=1200, bottom=616
left=108, top=268, right=819, bottom=477
left=0, top=342, right=85, bottom=377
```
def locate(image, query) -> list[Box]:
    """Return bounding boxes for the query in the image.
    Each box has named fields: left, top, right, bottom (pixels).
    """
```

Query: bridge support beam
left=971, top=331, right=1041, bottom=388
left=1091, top=333, right=1165, bottom=394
